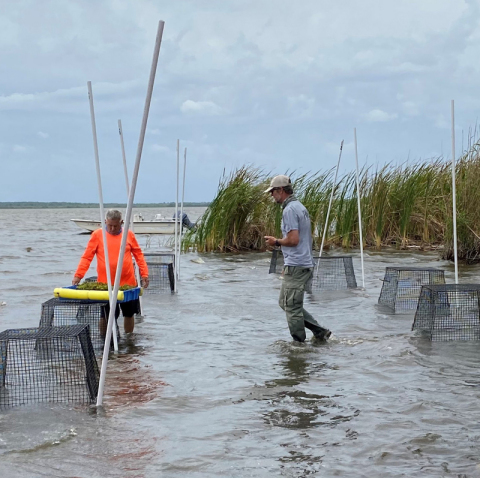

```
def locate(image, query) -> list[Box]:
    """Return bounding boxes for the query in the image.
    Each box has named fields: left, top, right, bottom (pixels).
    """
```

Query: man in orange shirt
left=72, top=209, right=149, bottom=334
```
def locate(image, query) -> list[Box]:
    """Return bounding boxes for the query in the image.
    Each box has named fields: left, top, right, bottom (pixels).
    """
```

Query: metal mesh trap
left=143, top=252, right=175, bottom=266
left=269, top=252, right=357, bottom=290
left=412, top=284, right=480, bottom=340
left=0, top=325, right=99, bottom=408
left=378, top=267, right=446, bottom=311
left=40, top=298, right=119, bottom=350
left=143, top=260, right=175, bottom=294
left=310, top=256, right=357, bottom=290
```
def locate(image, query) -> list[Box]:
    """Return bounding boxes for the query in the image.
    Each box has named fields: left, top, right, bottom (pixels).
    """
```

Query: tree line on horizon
left=0, top=201, right=210, bottom=209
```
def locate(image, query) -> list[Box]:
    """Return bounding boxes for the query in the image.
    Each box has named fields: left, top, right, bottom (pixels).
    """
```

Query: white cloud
left=180, top=100, right=225, bottom=116
left=0, top=80, right=141, bottom=113
left=13, top=145, right=27, bottom=153
left=365, top=109, right=398, bottom=123
left=434, top=114, right=450, bottom=129
left=0, top=0, right=479, bottom=202
left=37, top=131, right=49, bottom=139
left=401, top=101, right=420, bottom=117
left=0, top=16, right=19, bottom=47
left=287, top=94, right=315, bottom=118
left=151, top=144, right=170, bottom=154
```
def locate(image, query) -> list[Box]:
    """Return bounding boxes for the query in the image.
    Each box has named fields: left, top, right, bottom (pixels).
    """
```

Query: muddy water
left=1, top=208, right=480, bottom=477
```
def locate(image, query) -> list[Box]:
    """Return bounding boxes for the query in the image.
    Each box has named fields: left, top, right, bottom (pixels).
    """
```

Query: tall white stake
left=178, top=147, right=187, bottom=279
left=97, top=20, right=165, bottom=407
left=87, top=81, right=118, bottom=352
left=451, top=100, right=459, bottom=284
left=315, top=140, right=344, bottom=277
left=174, top=139, right=179, bottom=290
left=354, top=129, right=365, bottom=289
left=119, top=120, right=130, bottom=194
left=118, top=119, right=144, bottom=316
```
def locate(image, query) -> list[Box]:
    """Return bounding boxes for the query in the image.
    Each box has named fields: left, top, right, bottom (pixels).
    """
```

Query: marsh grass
left=182, top=167, right=276, bottom=252
left=184, top=141, right=480, bottom=262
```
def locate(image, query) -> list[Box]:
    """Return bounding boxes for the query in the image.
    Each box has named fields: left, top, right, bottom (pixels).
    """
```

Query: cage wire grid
left=412, top=284, right=480, bottom=341
left=143, top=252, right=175, bottom=266
left=40, top=298, right=119, bottom=351
left=91, top=252, right=177, bottom=293
left=269, top=250, right=357, bottom=290
left=141, top=254, right=175, bottom=294
left=378, top=267, right=446, bottom=311
left=310, top=256, right=357, bottom=290
left=0, top=325, right=99, bottom=408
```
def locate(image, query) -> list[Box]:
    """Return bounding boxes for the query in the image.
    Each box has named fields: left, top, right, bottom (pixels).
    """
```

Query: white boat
left=71, top=213, right=183, bottom=234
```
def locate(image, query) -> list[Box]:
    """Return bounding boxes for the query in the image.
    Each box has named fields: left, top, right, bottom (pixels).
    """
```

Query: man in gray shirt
left=265, top=175, right=331, bottom=342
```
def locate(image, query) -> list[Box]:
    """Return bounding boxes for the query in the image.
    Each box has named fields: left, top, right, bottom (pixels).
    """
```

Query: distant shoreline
left=0, top=202, right=210, bottom=209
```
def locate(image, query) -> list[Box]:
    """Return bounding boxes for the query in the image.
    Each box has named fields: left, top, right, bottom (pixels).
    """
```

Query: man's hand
left=72, top=276, right=81, bottom=286
left=141, top=276, right=149, bottom=289
left=264, top=236, right=277, bottom=247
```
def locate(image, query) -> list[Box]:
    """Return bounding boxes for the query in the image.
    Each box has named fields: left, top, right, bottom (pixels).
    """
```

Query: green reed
left=183, top=141, right=480, bottom=262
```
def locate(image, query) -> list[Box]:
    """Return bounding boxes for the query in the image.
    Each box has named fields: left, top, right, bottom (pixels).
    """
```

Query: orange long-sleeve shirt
left=74, top=228, right=148, bottom=286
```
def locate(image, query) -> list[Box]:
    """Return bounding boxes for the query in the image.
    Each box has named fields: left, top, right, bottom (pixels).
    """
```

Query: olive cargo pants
left=279, top=266, right=329, bottom=342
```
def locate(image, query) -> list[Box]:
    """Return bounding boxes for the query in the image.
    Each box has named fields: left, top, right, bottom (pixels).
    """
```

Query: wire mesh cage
left=0, top=325, right=99, bottom=408
left=412, top=284, right=480, bottom=340
left=84, top=276, right=97, bottom=283
left=378, top=267, right=446, bottom=311
left=269, top=252, right=357, bottom=290
left=143, top=261, right=175, bottom=294
left=143, top=252, right=175, bottom=266
left=309, top=256, right=357, bottom=290
left=40, top=298, right=119, bottom=350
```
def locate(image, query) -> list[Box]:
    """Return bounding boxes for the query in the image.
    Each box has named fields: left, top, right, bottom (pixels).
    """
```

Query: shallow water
left=1, top=208, right=480, bottom=477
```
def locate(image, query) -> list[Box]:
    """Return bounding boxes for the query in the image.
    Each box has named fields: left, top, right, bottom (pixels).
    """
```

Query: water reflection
left=262, top=343, right=358, bottom=431
left=265, top=344, right=315, bottom=388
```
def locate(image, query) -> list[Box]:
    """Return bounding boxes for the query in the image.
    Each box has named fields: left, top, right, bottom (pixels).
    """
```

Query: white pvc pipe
left=97, top=20, right=165, bottom=407
left=316, top=140, right=344, bottom=278
left=118, top=119, right=144, bottom=315
left=174, top=139, right=179, bottom=290
left=451, top=100, right=459, bottom=284
left=178, top=147, right=187, bottom=279
left=119, top=120, right=130, bottom=194
left=87, top=81, right=118, bottom=352
left=354, top=129, right=365, bottom=289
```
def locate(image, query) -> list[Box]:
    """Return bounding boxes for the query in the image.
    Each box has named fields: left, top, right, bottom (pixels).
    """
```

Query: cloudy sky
left=1, top=0, right=479, bottom=203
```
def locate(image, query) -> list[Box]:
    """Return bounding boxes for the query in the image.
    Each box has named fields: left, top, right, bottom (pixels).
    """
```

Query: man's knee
left=284, top=288, right=304, bottom=310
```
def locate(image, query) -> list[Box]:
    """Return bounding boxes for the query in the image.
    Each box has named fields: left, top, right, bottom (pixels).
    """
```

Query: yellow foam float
left=53, top=286, right=142, bottom=302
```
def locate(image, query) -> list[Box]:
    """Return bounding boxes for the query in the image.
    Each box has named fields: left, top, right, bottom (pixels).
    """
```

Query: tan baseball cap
left=265, top=175, right=292, bottom=193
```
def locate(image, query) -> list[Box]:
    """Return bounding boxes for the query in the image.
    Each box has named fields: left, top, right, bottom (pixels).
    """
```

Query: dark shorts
left=101, top=299, right=140, bottom=319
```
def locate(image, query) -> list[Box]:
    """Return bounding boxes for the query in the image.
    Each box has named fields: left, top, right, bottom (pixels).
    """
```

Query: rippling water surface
left=1, top=208, right=480, bottom=477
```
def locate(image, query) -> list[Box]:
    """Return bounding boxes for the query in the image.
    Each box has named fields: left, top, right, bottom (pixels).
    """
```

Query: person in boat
left=264, top=175, right=331, bottom=342
left=72, top=209, right=149, bottom=334
left=172, top=211, right=197, bottom=231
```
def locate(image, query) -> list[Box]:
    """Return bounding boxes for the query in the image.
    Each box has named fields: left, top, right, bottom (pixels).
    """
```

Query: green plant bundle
left=77, top=282, right=135, bottom=291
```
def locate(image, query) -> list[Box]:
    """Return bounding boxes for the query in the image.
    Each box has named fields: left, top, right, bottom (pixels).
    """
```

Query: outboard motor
left=173, top=211, right=197, bottom=231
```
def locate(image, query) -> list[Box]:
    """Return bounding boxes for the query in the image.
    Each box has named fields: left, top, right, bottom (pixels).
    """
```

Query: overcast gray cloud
left=1, top=0, right=480, bottom=202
